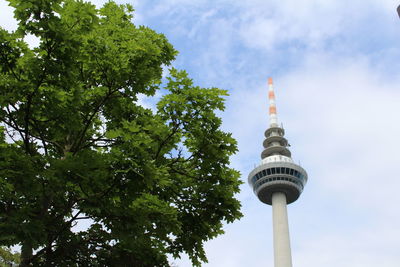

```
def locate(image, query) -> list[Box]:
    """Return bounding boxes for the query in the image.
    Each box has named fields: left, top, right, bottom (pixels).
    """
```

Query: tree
left=0, top=0, right=242, bottom=266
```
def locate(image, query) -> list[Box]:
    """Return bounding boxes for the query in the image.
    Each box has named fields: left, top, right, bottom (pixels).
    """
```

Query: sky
left=1, top=0, right=400, bottom=266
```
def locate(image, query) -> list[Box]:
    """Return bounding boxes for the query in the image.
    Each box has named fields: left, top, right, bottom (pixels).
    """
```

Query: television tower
left=248, top=78, right=308, bottom=267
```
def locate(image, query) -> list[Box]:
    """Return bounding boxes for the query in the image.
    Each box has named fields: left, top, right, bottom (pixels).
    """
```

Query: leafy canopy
left=0, top=0, right=242, bottom=266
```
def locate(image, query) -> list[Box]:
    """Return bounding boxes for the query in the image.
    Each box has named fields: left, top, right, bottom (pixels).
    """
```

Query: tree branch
left=72, top=89, right=119, bottom=154
left=155, top=122, right=181, bottom=160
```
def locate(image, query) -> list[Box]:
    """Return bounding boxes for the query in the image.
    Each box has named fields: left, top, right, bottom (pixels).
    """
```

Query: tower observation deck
left=248, top=78, right=308, bottom=267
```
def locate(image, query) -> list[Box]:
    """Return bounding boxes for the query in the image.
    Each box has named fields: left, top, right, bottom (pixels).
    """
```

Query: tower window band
left=251, top=167, right=305, bottom=187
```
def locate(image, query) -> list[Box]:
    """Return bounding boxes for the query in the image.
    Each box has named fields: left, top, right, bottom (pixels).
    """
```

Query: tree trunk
left=19, top=243, right=32, bottom=267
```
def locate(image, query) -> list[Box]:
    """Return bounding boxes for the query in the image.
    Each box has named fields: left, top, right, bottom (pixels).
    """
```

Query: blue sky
left=2, top=0, right=400, bottom=266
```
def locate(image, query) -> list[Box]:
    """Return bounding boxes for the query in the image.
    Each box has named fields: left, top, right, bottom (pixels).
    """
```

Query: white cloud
left=237, top=0, right=343, bottom=50
left=235, top=0, right=400, bottom=51
left=0, top=0, right=17, bottom=31
left=279, top=53, right=400, bottom=211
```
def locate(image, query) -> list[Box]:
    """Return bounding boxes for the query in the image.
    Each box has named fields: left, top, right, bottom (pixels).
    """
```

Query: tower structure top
left=248, top=78, right=308, bottom=205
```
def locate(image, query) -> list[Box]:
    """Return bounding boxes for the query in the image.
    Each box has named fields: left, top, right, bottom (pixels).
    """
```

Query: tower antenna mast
left=268, top=77, right=278, bottom=127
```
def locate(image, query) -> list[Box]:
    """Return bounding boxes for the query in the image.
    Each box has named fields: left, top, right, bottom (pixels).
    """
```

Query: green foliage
left=0, top=0, right=242, bottom=266
left=0, top=246, right=20, bottom=266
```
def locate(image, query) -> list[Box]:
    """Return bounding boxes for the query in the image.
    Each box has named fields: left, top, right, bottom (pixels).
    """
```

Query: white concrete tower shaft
left=272, top=192, right=292, bottom=267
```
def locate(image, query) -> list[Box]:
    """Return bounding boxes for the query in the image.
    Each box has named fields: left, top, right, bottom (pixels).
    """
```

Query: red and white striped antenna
left=268, top=77, right=278, bottom=127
